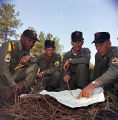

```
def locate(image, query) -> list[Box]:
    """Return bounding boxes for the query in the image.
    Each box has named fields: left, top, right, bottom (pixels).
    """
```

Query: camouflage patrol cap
left=45, top=40, right=55, bottom=48
left=92, top=32, right=110, bottom=43
left=23, top=29, right=39, bottom=41
left=71, top=31, right=84, bottom=42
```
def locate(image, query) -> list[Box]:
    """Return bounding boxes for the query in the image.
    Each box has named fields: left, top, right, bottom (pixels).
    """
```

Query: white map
left=40, top=87, right=105, bottom=108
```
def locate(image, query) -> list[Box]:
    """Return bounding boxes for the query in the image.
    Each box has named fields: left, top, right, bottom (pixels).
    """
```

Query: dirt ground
left=0, top=93, right=118, bottom=120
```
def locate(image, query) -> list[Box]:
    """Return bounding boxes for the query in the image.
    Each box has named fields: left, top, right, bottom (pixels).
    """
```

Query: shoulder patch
left=112, top=57, right=118, bottom=64
left=5, top=53, right=11, bottom=62
left=55, top=61, right=59, bottom=66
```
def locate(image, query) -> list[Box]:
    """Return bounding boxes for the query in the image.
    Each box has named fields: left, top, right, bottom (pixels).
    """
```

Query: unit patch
left=55, top=61, right=59, bottom=66
left=5, top=53, right=11, bottom=62
left=112, top=57, right=118, bottom=64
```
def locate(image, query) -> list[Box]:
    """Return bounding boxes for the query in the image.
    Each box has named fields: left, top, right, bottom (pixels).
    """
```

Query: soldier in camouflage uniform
left=58, top=31, right=91, bottom=91
left=78, top=32, right=118, bottom=98
left=33, top=40, right=61, bottom=92
left=0, top=29, right=38, bottom=104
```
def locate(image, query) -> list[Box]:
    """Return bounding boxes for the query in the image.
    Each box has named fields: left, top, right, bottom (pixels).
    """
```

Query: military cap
left=92, top=32, right=110, bottom=43
left=23, top=29, right=39, bottom=41
left=71, top=31, right=84, bottom=42
left=45, top=40, right=55, bottom=48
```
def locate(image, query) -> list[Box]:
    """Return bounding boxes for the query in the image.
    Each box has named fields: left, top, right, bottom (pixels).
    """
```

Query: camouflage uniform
left=0, top=40, right=38, bottom=102
left=94, top=46, right=118, bottom=92
left=33, top=53, right=61, bottom=92
left=58, top=47, right=90, bottom=91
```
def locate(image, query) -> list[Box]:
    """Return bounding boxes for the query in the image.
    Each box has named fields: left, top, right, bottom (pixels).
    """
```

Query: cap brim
left=31, top=37, right=40, bottom=42
left=72, top=38, right=84, bottom=42
left=24, top=34, right=40, bottom=42
left=91, top=41, right=96, bottom=44
left=91, top=40, right=104, bottom=44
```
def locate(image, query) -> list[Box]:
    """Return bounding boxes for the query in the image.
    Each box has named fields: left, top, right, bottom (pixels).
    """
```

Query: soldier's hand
left=37, top=72, right=43, bottom=78
left=20, top=55, right=31, bottom=65
left=78, top=83, right=95, bottom=99
left=63, top=60, right=70, bottom=72
left=64, top=74, right=70, bottom=83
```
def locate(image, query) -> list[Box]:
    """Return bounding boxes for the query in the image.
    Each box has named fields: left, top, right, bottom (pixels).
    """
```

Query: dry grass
left=0, top=93, right=118, bottom=120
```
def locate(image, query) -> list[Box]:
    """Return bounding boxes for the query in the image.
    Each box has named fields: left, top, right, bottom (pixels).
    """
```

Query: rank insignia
left=55, top=61, right=59, bottom=66
left=8, top=42, right=15, bottom=52
left=112, top=57, right=118, bottom=64
left=5, top=53, right=11, bottom=62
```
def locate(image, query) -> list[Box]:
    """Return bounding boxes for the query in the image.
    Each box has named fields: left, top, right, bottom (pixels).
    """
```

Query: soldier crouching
left=32, top=40, right=61, bottom=93
left=0, top=29, right=39, bottom=104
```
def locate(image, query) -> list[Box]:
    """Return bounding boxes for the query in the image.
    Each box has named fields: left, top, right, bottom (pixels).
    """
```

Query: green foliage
left=31, top=31, right=45, bottom=56
left=53, top=36, right=64, bottom=54
left=60, top=52, right=66, bottom=61
left=31, top=31, right=63, bottom=56
left=0, top=3, right=23, bottom=41
left=28, top=26, right=36, bottom=32
left=89, top=63, right=94, bottom=81
left=89, top=63, right=94, bottom=71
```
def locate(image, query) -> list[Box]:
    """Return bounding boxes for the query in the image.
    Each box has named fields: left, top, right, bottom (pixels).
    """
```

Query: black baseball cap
left=45, top=40, right=55, bottom=48
left=92, top=32, right=110, bottom=43
left=71, top=31, right=84, bottom=42
left=23, top=29, right=39, bottom=41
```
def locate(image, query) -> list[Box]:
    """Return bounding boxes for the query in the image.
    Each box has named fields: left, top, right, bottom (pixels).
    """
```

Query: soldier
left=32, top=40, right=61, bottom=92
left=58, top=31, right=91, bottom=91
left=78, top=32, right=118, bottom=98
left=0, top=29, right=39, bottom=104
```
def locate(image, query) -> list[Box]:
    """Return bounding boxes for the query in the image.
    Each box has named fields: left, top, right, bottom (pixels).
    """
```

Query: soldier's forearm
left=95, top=69, right=118, bottom=86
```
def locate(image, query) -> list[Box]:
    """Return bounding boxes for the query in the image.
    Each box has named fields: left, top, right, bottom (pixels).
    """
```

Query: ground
left=0, top=92, right=118, bottom=120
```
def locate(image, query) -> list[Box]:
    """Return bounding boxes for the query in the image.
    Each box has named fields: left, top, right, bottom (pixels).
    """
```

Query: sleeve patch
left=5, top=53, right=11, bottom=62
left=112, top=57, right=118, bottom=64
left=55, top=61, right=59, bottom=66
